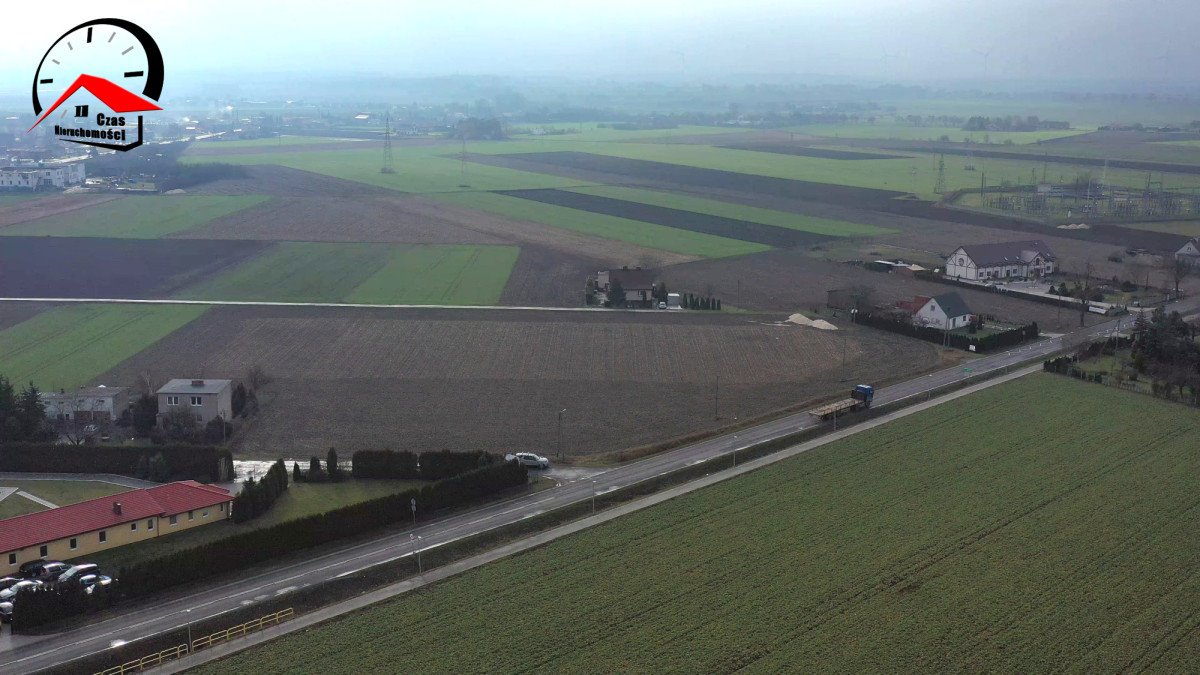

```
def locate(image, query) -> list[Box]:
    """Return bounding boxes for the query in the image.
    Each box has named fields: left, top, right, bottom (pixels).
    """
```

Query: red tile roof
left=0, top=481, right=231, bottom=554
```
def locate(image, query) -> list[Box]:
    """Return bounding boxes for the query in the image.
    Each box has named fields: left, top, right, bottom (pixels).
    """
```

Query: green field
left=789, top=122, right=1091, bottom=145
left=0, top=480, right=130, bottom=520
left=0, top=304, right=208, bottom=391
left=199, top=374, right=1200, bottom=673
left=0, top=195, right=269, bottom=238
left=175, top=242, right=519, bottom=305
left=567, top=184, right=898, bottom=237
left=0, top=193, right=43, bottom=205
left=516, top=123, right=753, bottom=143
left=195, top=135, right=365, bottom=149
left=435, top=191, right=769, bottom=258
left=85, top=479, right=423, bottom=570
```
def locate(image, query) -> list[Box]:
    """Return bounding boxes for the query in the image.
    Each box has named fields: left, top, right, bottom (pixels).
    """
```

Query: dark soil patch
left=95, top=304, right=939, bottom=457
left=179, top=165, right=394, bottom=198
left=0, top=302, right=52, bottom=331
left=490, top=151, right=911, bottom=209
left=879, top=143, right=1200, bottom=174
left=495, top=188, right=832, bottom=248
left=0, top=237, right=268, bottom=298
left=719, top=144, right=910, bottom=160
left=500, top=245, right=601, bottom=307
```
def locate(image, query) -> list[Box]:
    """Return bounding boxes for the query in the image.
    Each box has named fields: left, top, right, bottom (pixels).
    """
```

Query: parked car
left=54, top=564, right=100, bottom=587
left=658, top=301, right=667, bottom=309
left=0, top=579, right=41, bottom=605
left=504, top=452, right=550, bottom=469
left=0, top=577, right=23, bottom=592
left=19, top=560, right=67, bottom=581
left=0, top=601, right=12, bottom=623
left=79, top=574, right=113, bottom=594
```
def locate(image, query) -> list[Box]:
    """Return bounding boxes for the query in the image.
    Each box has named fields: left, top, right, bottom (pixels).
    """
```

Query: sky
left=0, top=0, right=1196, bottom=98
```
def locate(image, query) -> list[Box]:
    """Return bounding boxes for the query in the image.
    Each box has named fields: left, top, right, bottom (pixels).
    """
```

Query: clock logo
left=27, top=18, right=164, bottom=152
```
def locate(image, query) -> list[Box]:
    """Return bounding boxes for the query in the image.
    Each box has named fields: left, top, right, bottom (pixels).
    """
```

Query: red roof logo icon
left=28, top=73, right=161, bottom=132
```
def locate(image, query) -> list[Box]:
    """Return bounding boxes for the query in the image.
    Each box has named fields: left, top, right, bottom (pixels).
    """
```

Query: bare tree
left=1168, top=255, right=1195, bottom=296
left=246, top=364, right=271, bottom=392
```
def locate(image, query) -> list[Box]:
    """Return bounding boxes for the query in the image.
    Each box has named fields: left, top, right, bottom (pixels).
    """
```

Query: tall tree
left=608, top=279, right=625, bottom=308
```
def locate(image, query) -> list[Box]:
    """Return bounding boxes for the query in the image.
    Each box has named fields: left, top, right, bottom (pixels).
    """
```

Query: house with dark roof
left=945, top=240, right=1057, bottom=281
left=1177, top=237, right=1200, bottom=261
left=909, top=292, right=973, bottom=330
left=1, top=481, right=232, bottom=569
left=596, top=267, right=657, bottom=307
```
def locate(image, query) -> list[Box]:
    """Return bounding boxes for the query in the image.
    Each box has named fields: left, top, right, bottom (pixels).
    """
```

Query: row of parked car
left=0, top=560, right=113, bottom=623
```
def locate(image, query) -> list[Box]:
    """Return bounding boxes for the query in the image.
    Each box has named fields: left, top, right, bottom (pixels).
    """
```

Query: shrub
left=0, top=444, right=231, bottom=482
left=12, top=582, right=116, bottom=631
left=232, top=459, right=288, bottom=523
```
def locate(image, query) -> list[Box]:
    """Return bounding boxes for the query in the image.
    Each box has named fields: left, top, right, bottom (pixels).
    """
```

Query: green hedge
left=12, top=582, right=115, bottom=632
left=232, top=460, right=289, bottom=523
left=0, top=444, right=232, bottom=482
left=104, top=461, right=527, bottom=607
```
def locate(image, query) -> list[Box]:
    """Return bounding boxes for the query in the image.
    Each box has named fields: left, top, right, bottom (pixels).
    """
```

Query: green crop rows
left=0, top=304, right=208, bottom=391
left=174, top=242, right=519, bottom=305
left=195, top=374, right=1200, bottom=673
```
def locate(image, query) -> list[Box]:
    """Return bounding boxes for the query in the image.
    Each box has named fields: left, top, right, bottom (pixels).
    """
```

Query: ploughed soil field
left=181, top=165, right=399, bottom=198
left=717, top=144, right=910, bottom=160
left=95, top=305, right=940, bottom=458
left=0, top=193, right=121, bottom=227
left=495, top=188, right=834, bottom=247
left=477, top=152, right=1187, bottom=252
left=661, top=248, right=1107, bottom=333
left=873, top=141, right=1200, bottom=174
left=0, top=237, right=267, bottom=298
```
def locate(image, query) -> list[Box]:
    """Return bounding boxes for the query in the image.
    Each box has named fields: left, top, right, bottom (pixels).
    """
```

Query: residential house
left=908, top=292, right=973, bottom=330
left=1176, top=238, right=1200, bottom=262
left=1, top=481, right=232, bottom=568
left=0, top=161, right=85, bottom=190
left=157, top=379, right=233, bottom=427
left=596, top=267, right=657, bottom=307
left=944, top=240, right=1057, bottom=281
left=41, top=386, right=129, bottom=426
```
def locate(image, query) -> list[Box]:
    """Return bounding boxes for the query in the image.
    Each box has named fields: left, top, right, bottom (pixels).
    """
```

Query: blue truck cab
left=851, top=384, right=875, bottom=407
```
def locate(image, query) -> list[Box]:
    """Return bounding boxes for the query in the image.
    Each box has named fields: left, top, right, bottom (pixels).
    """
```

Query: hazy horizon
left=1, top=0, right=1198, bottom=102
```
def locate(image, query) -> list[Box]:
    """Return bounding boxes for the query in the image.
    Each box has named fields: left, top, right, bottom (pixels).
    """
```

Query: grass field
left=435, top=191, right=768, bottom=258
left=84, top=479, right=423, bottom=570
left=566, top=185, right=897, bottom=237
left=0, top=193, right=42, bottom=205
left=0, top=304, right=208, bottom=391
left=197, top=374, right=1200, bottom=673
left=788, top=122, right=1091, bottom=144
left=0, top=195, right=269, bottom=238
left=196, top=136, right=366, bottom=148
left=174, top=242, right=519, bottom=305
left=0, top=480, right=130, bottom=520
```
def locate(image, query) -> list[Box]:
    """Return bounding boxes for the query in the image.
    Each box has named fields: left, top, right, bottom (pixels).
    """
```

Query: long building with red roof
left=2, top=481, right=232, bottom=569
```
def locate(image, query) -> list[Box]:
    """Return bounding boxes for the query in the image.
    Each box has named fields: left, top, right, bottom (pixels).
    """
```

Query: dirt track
left=0, top=194, right=123, bottom=228
left=93, top=305, right=939, bottom=457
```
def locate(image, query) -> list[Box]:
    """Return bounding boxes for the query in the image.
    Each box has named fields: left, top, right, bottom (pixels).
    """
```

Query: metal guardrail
left=95, top=645, right=187, bottom=675
left=93, top=608, right=294, bottom=675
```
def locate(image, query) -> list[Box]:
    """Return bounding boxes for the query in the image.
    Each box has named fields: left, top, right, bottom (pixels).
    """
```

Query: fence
left=93, top=608, right=294, bottom=675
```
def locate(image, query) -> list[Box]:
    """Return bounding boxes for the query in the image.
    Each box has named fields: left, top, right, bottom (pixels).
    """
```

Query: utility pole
left=714, top=375, right=720, bottom=420
left=557, top=409, right=566, bottom=460
left=381, top=113, right=395, bottom=174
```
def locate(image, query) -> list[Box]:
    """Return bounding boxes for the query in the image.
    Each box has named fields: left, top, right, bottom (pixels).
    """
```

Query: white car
left=505, top=452, right=550, bottom=469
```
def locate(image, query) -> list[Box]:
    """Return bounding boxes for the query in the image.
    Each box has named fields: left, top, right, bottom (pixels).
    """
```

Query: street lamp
left=184, top=608, right=193, bottom=652
left=409, top=533, right=423, bottom=574
left=591, top=479, right=597, bottom=515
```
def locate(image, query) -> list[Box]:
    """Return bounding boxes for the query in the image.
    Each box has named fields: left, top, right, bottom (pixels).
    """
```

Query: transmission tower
left=934, top=154, right=946, bottom=194
left=381, top=113, right=396, bottom=174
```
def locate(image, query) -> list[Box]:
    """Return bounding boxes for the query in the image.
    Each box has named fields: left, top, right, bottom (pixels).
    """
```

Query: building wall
left=2, top=501, right=231, bottom=569
left=945, top=250, right=978, bottom=280
left=159, top=387, right=232, bottom=426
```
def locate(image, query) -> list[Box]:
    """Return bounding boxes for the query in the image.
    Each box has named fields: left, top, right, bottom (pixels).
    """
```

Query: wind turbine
left=972, top=44, right=996, bottom=81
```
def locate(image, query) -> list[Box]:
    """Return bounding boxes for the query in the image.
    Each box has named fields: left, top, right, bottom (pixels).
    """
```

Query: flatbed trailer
left=807, top=384, right=875, bottom=421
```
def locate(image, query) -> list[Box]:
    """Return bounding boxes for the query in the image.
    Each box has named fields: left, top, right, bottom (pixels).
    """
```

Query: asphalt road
left=0, top=308, right=1183, bottom=673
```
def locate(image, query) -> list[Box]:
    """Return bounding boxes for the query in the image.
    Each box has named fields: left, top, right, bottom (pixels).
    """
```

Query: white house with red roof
left=1, top=481, right=232, bottom=569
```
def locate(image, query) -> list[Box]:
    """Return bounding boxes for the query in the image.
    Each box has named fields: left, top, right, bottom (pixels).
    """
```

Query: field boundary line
left=151, top=363, right=1042, bottom=674
left=0, top=297, right=662, bottom=313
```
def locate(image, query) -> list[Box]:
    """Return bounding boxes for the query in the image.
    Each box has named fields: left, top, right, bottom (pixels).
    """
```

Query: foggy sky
left=0, top=0, right=1196, bottom=98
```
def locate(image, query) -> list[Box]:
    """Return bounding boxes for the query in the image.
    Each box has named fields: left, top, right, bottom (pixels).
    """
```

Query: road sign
left=410, top=498, right=417, bottom=513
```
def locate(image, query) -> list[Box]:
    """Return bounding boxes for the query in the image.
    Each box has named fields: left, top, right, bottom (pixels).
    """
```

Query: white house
left=42, top=385, right=130, bottom=424
left=0, top=161, right=85, bottom=190
left=945, top=240, right=1056, bottom=281
left=1177, top=238, right=1200, bottom=261
left=910, top=292, right=973, bottom=330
